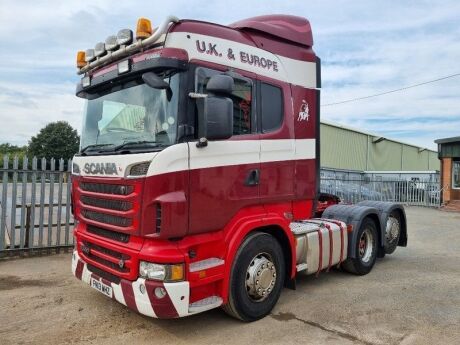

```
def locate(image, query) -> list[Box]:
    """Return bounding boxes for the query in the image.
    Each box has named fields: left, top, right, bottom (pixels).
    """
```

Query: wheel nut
left=256, top=280, right=259, bottom=285
left=273, top=273, right=276, bottom=277
left=262, top=291, right=266, bottom=295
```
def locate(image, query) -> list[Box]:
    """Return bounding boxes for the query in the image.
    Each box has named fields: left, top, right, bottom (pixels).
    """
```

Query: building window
left=453, top=160, right=460, bottom=189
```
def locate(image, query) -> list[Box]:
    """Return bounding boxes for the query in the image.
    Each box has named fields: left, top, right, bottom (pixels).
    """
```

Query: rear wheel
left=343, top=218, right=378, bottom=275
left=223, top=232, right=285, bottom=321
left=384, top=211, right=401, bottom=254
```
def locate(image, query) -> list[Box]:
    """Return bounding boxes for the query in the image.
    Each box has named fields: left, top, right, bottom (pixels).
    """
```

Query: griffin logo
left=83, top=163, right=118, bottom=175
left=297, top=100, right=310, bottom=122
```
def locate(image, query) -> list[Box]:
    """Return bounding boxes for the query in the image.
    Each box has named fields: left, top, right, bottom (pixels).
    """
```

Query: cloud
left=0, top=0, right=459, bottom=150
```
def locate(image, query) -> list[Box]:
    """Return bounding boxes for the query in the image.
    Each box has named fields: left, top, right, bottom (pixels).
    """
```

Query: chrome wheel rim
left=245, top=253, right=276, bottom=302
left=385, top=216, right=400, bottom=245
left=358, top=229, right=374, bottom=263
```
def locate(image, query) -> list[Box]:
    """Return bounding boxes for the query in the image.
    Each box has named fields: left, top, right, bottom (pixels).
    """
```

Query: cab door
left=258, top=79, right=296, bottom=203
left=188, top=67, right=260, bottom=235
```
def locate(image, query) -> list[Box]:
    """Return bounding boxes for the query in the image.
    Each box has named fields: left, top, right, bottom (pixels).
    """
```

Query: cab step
left=188, top=296, right=223, bottom=314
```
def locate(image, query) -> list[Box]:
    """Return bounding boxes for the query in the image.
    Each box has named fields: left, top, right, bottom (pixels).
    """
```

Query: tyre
left=343, top=218, right=378, bottom=275
left=384, top=211, right=401, bottom=254
left=222, top=232, right=285, bottom=321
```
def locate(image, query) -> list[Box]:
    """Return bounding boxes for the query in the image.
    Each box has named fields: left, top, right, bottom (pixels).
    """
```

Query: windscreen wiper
left=111, top=141, right=165, bottom=152
left=80, top=144, right=114, bottom=155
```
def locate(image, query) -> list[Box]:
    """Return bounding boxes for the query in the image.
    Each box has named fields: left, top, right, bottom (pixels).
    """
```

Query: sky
left=0, top=0, right=459, bottom=150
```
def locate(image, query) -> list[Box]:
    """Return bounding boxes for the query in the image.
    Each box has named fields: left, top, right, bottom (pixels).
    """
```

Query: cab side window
left=195, top=67, right=253, bottom=136
left=260, top=83, right=283, bottom=133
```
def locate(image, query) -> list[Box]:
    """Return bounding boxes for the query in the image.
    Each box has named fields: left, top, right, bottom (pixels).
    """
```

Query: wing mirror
left=142, top=72, right=172, bottom=101
left=206, top=74, right=234, bottom=95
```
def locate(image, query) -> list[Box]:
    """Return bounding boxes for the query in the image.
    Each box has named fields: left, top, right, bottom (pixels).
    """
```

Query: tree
left=0, top=143, right=28, bottom=156
left=28, top=121, right=80, bottom=160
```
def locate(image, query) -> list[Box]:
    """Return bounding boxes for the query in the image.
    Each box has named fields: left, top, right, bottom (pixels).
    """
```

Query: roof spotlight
left=85, top=48, right=96, bottom=62
left=105, top=35, right=119, bottom=51
left=117, top=29, right=133, bottom=45
left=94, top=42, right=106, bottom=57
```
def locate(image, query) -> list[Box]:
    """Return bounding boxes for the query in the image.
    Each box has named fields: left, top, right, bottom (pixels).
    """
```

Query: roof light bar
left=77, top=15, right=179, bottom=75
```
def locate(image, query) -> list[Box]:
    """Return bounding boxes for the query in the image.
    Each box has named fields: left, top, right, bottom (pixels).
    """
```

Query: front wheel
left=222, top=232, right=285, bottom=321
left=343, top=218, right=378, bottom=275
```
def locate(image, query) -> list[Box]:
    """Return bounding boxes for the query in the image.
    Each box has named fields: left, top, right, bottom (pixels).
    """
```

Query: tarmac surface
left=0, top=206, right=459, bottom=345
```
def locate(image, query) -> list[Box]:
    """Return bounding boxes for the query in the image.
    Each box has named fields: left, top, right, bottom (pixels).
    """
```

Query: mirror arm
left=196, top=137, right=208, bottom=148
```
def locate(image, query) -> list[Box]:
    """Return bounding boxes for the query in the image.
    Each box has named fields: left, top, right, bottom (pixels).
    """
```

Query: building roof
left=321, top=119, right=437, bottom=153
left=434, top=136, right=460, bottom=144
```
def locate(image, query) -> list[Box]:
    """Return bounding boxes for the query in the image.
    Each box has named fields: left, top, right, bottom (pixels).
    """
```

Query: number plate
left=90, top=277, right=113, bottom=298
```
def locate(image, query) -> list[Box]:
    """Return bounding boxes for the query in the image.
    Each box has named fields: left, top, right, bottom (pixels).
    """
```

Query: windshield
left=80, top=72, right=180, bottom=154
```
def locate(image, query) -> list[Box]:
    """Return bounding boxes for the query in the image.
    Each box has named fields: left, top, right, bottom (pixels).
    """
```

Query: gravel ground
left=0, top=206, right=459, bottom=345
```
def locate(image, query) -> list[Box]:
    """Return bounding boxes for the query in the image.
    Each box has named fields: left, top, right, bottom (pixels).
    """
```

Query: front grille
left=80, top=182, right=134, bottom=195
left=87, top=264, right=121, bottom=284
left=87, top=225, right=130, bottom=243
left=81, top=195, right=132, bottom=211
left=85, top=241, right=130, bottom=260
left=84, top=242, right=129, bottom=273
left=82, top=210, right=132, bottom=227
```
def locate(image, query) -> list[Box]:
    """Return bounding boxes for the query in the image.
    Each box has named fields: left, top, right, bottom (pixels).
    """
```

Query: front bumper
left=72, top=251, right=190, bottom=318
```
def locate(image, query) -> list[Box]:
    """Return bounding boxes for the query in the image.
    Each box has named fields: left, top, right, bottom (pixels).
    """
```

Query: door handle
left=245, top=169, right=260, bottom=186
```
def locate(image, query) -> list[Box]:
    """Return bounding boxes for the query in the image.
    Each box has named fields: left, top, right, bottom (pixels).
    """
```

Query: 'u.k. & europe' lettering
left=195, top=40, right=279, bottom=72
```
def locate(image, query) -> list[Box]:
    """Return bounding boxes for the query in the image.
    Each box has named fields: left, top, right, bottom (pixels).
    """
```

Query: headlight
left=139, top=261, right=184, bottom=282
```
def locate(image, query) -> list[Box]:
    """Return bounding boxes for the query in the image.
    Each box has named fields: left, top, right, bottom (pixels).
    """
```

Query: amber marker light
left=76, top=51, right=86, bottom=68
left=170, top=264, right=184, bottom=281
left=136, top=17, right=153, bottom=40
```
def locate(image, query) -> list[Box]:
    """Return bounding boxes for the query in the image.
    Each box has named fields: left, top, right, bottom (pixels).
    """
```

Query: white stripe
left=71, top=251, right=78, bottom=275
left=111, top=283, right=126, bottom=306
left=132, top=278, right=156, bottom=317
left=165, top=32, right=317, bottom=88
left=81, top=264, right=92, bottom=284
left=294, top=139, right=316, bottom=160
left=74, top=139, right=315, bottom=178
left=189, top=139, right=315, bottom=170
left=188, top=140, right=260, bottom=170
left=146, top=143, right=188, bottom=176
left=163, top=282, right=190, bottom=317
left=73, top=152, right=157, bottom=178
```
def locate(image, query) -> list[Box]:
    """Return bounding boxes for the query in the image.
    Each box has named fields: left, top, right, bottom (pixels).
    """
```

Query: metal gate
left=0, top=155, right=74, bottom=257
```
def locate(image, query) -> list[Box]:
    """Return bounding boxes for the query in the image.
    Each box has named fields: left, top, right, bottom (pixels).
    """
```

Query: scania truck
left=71, top=14, right=407, bottom=321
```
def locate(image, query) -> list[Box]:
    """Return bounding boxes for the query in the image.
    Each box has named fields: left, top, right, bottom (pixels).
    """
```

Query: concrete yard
left=0, top=207, right=459, bottom=345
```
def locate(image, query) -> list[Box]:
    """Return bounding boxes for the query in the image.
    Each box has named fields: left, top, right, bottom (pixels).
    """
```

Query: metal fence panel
left=0, top=155, right=74, bottom=256
left=321, top=177, right=441, bottom=207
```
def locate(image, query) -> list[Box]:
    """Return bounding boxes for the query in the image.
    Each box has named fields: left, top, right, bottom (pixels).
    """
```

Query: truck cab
left=72, top=15, right=406, bottom=321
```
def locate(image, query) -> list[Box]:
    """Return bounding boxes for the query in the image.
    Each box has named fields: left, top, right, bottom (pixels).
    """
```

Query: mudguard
left=356, top=201, right=407, bottom=247
left=322, top=204, right=382, bottom=259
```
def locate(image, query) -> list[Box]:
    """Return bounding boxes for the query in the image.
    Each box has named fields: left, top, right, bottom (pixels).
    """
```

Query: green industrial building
left=320, top=120, right=439, bottom=180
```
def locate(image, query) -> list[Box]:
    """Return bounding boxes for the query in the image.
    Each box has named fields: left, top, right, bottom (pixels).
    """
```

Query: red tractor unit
left=71, top=15, right=407, bottom=321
